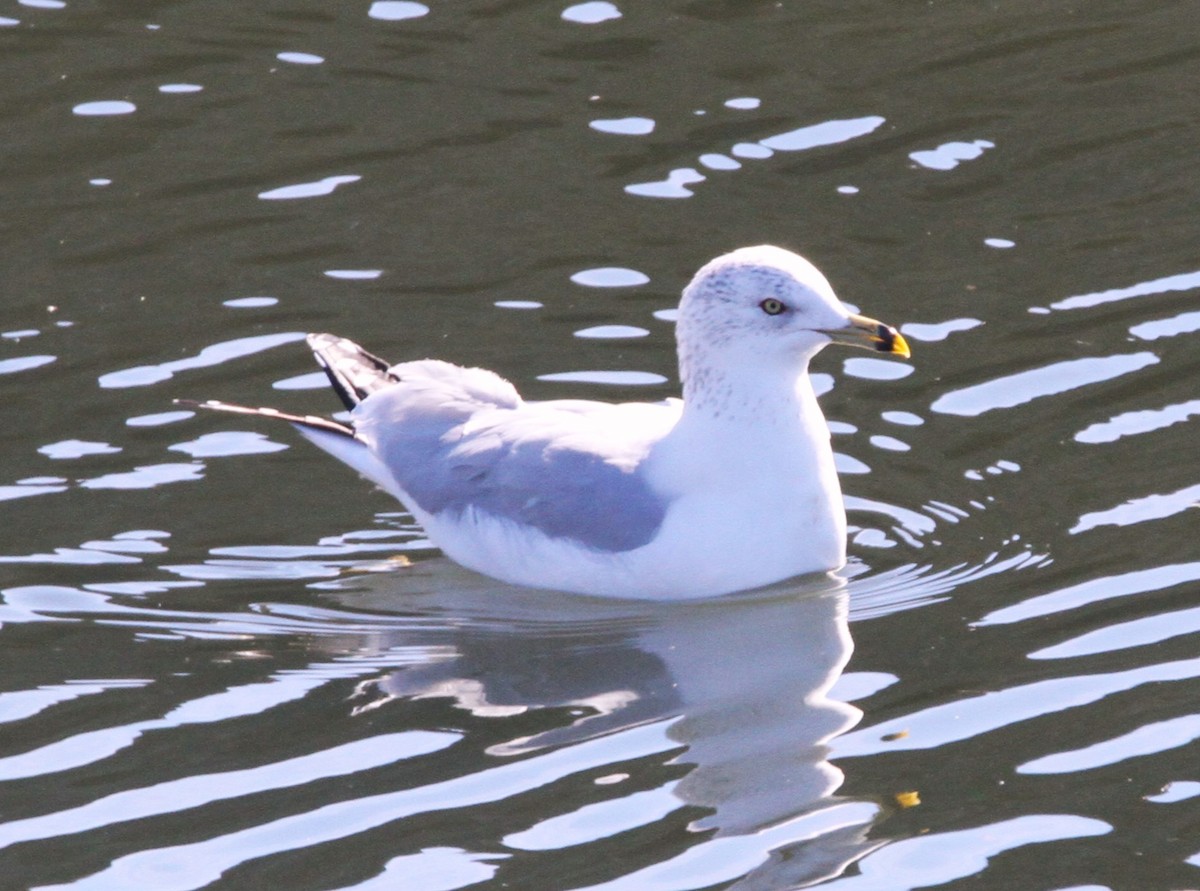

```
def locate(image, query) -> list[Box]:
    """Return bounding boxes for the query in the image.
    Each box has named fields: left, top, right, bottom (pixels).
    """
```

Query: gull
left=180, top=246, right=909, bottom=599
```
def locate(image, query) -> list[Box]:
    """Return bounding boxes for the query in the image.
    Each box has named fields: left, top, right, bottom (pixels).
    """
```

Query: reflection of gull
left=322, top=567, right=881, bottom=887
left=182, top=246, right=909, bottom=599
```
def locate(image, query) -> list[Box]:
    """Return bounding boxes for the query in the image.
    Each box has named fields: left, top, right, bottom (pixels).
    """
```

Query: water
left=2, top=1, right=1198, bottom=888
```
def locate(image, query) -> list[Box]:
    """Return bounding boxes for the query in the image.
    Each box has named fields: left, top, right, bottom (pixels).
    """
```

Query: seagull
left=180, top=246, right=909, bottom=599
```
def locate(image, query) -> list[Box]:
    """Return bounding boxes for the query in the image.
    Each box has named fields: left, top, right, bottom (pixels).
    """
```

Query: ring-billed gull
left=179, top=246, right=909, bottom=599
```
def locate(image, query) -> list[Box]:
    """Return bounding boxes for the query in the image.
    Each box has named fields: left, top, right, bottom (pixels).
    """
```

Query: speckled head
left=675, top=245, right=854, bottom=380
left=674, top=246, right=909, bottom=412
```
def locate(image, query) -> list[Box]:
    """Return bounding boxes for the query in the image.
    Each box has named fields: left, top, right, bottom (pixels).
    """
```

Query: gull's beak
left=820, top=313, right=911, bottom=358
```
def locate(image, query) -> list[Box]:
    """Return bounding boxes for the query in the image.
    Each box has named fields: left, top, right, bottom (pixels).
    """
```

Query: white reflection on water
left=1030, top=604, right=1200, bottom=660
left=80, top=532, right=169, bottom=555
left=0, top=679, right=150, bottom=725
left=273, top=370, right=331, bottom=390
left=1, top=553, right=895, bottom=889
left=760, top=117, right=886, bottom=152
left=573, top=325, right=649, bottom=339
left=338, top=847, right=507, bottom=891
left=843, top=356, right=914, bottom=381
left=836, top=453, right=871, bottom=475
left=0, top=354, right=55, bottom=374
left=223, top=296, right=278, bottom=308
left=1049, top=268, right=1200, bottom=311
left=1075, top=399, right=1200, bottom=443
left=0, top=731, right=455, bottom=851
left=258, top=174, right=361, bottom=201
left=818, top=814, right=1108, bottom=891
left=832, top=655, right=1200, bottom=759
left=869, top=434, right=909, bottom=452
left=626, top=116, right=885, bottom=199
left=38, top=439, right=121, bottom=459
left=589, top=117, right=654, bottom=135
left=573, top=801, right=880, bottom=891
left=963, top=458, right=1020, bottom=481
left=979, top=561, right=1200, bottom=626
left=504, top=781, right=682, bottom=849
left=845, top=495, right=937, bottom=542
left=1129, top=309, right=1200, bottom=341
left=276, top=52, right=324, bottom=65
left=569, top=266, right=649, bottom=287
left=699, top=153, right=739, bottom=170
left=625, top=168, right=706, bottom=198
left=0, top=513, right=1051, bottom=889
left=0, top=483, right=68, bottom=502
left=881, top=410, right=923, bottom=426
left=908, top=138, right=994, bottom=171
left=931, top=352, right=1159, bottom=417
left=368, top=1, right=430, bottom=21
left=562, top=2, right=621, bottom=24
left=844, top=550, right=1046, bottom=621
left=47, top=720, right=680, bottom=891
left=72, top=100, right=136, bottom=116
left=900, top=318, right=982, bottom=342
left=0, top=647, right=381, bottom=781
left=319, top=571, right=880, bottom=889
left=98, top=332, right=306, bottom=389
left=81, top=462, right=204, bottom=490
left=168, top=431, right=288, bottom=458
left=1018, top=714, right=1200, bottom=775
left=1070, top=481, right=1200, bottom=534
left=1147, top=781, right=1200, bottom=803
left=731, top=142, right=772, bottom=159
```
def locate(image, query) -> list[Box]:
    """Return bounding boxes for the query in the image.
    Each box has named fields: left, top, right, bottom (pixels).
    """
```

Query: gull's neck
left=677, top=350, right=826, bottom=433
left=651, top=346, right=844, bottom=574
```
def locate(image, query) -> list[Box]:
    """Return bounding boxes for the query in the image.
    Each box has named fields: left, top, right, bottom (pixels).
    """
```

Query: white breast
left=409, top=405, right=846, bottom=600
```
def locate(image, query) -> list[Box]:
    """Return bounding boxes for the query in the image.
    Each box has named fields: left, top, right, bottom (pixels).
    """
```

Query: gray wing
left=354, top=364, right=678, bottom=553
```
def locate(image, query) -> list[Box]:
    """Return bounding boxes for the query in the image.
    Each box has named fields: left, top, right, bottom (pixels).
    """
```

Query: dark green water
left=2, top=1, right=1198, bottom=888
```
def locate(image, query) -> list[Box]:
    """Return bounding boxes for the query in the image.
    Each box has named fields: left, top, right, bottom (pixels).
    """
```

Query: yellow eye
left=759, top=298, right=786, bottom=315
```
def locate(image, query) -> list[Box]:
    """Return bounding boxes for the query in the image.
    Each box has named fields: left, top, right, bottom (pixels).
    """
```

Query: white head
left=675, top=245, right=908, bottom=412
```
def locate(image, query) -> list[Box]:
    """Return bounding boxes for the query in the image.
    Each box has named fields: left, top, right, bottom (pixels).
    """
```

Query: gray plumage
left=352, top=356, right=674, bottom=553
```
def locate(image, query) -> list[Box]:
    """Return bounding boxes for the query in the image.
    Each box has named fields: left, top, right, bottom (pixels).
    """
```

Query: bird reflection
left=311, top=562, right=885, bottom=888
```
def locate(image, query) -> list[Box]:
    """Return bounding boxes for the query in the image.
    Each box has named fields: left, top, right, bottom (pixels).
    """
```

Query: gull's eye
left=759, top=298, right=786, bottom=316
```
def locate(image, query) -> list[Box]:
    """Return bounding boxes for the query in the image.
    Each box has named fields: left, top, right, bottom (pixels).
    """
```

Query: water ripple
left=931, top=352, right=1159, bottom=417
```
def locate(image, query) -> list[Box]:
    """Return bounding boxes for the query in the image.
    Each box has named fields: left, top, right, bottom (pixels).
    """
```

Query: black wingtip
left=306, top=333, right=397, bottom=411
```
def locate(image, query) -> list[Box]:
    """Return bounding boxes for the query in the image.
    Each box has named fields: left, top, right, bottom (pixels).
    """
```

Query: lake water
left=2, top=2, right=1198, bottom=889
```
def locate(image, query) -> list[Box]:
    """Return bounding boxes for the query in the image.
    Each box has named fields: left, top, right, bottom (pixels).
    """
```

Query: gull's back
left=351, top=359, right=681, bottom=554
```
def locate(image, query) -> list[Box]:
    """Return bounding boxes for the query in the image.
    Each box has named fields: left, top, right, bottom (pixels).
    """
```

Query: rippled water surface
left=3, top=2, right=1199, bottom=889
